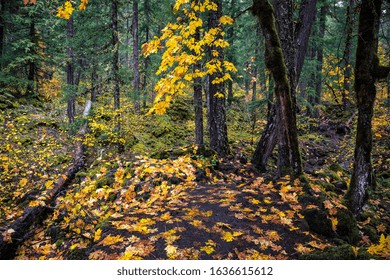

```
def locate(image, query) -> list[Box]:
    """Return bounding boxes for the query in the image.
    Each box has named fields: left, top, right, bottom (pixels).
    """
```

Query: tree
left=66, top=18, right=75, bottom=124
left=342, top=0, right=355, bottom=111
left=347, top=0, right=389, bottom=215
left=133, top=0, right=140, bottom=111
left=143, top=0, right=236, bottom=155
left=252, top=0, right=302, bottom=177
left=252, top=0, right=317, bottom=176
left=207, top=0, right=229, bottom=156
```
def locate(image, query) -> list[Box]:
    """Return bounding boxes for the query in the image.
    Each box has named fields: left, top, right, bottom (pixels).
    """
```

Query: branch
left=232, top=6, right=252, bottom=20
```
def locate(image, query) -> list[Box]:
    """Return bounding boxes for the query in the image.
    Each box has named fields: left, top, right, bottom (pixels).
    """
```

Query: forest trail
left=17, top=157, right=332, bottom=260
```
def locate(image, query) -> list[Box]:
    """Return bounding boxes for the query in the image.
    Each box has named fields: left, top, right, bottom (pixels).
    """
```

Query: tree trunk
left=142, top=0, right=151, bottom=108
left=295, top=0, right=318, bottom=83
left=26, top=21, right=35, bottom=96
left=252, top=0, right=302, bottom=177
left=132, top=0, right=140, bottom=111
left=252, top=26, right=261, bottom=102
left=208, top=0, right=229, bottom=156
left=193, top=0, right=203, bottom=148
left=315, top=4, right=326, bottom=106
left=66, top=18, right=75, bottom=124
left=91, top=66, right=97, bottom=102
left=0, top=0, right=5, bottom=71
left=347, top=0, right=389, bottom=215
left=226, top=0, right=236, bottom=106
left=126, top=17, right=130, bottom=68
left=112, top=0, right=120, bottom=111
left=342, top=0, right=355, bottom=111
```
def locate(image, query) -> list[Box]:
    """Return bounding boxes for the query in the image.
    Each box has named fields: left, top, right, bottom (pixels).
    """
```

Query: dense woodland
left=0, top=0, right=389, bottom=260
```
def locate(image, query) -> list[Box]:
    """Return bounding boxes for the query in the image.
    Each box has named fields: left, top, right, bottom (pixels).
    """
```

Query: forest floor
left=0, top=97, right=389, bottom=259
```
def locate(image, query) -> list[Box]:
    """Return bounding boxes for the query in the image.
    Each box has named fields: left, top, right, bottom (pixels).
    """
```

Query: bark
left=91, top=66, right=97, bottom=102
left=226, top=0, right=236, bottom=106
left=252, top=26, right=261, bottom=102
left=208, top=0, right=229, bottom=156
left=342, top=0, right=355, bottom=110
left=0, top=100, right=92, bottom=259
left=142, top=0, right=151, bottom=108
left=193, top=0, right=203, bottom=148
left=295, top=0, right=318, bottom=83
left=252, top=0, right=302, bottom=177
left=347, top=0, right=389, bottom=215
left=132, top=0, right=140, bottom=111
left=26, top=21, right=35, bottom=96
left=315, top=4, right=326, bottom=106
left=126, top=17, right=130, bottom=68
left=0, top=0, right=5, bottom=70
left=66, top=18, right=75, bottom=124
left=112, top=0, right=120, bottom=111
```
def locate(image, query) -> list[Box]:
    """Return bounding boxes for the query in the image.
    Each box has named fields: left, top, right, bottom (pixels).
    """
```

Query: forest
left=0, top=0, right=389, bottom=260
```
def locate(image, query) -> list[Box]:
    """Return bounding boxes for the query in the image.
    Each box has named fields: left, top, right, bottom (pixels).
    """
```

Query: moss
left=299, top=244, right=373, bottom=260
left=67, top=248, right=87, bottom=260
left=335, top=208, right=360, bottom=245
left=362, top=225, right=379, bottom=243
left=95, top=176, right=115, bottom=189
left=302, top=208, right=334, bottom=238
left=329, top=162, right=343, bottom=172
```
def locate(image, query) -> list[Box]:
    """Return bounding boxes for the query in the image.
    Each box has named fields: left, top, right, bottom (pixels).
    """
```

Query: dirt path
left=69, top=160, right=330, bottom=260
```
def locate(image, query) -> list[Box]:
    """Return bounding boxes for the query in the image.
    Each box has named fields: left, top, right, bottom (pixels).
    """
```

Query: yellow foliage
left=200, top=245, right=215, bottom=254
left=220, top=16, right=234, bottom=25
left=56, top=1, right=74, bottom=20
left=100, top=235, right=124, bottom=246
left=367, top=234, right=390, bottom=258
left=79, top=0, right=89, bottom=11
left=19, top=178, right=28, bottom=187
left=143, top=0, right=235, bottom=115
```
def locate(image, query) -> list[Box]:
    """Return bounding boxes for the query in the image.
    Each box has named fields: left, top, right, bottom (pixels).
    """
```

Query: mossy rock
left=299, top=244, right=373, bottom=260
left=335, top=208, right=360, bottom=245
left=302, top=208, right=334, bottom=237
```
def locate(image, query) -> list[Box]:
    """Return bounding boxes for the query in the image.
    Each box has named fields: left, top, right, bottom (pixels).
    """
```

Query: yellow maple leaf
left=100, top=235, right=124, bottom=246
left=330, top=217, right=338, bottom=231
left=295, top=244, right=313, bottom=254
left=94, top=228, right=102, bottom=242
left=264, top=198, right=272, bottom=204
left=219, top=16, right=234, bottom=25
left=19, top=178, right=28, bottom=187
left=200, top=245, right=215, bottom=254
left=222, top=231, right=234, bottom=242
left=165, top=245, right=178, bottom=257
left=45, top=180, right=54, bottom=189
left=29, top=200, right=40, bottom=207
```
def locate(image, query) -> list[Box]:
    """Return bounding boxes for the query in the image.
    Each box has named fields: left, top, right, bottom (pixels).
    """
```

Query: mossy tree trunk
left=193, top=0, right=203, bottom=149
left=252, top=0, right=302, bottom=177
left=208, top=0, right=229, bottom=156
left=252, top=0, right=303, bottom=176
left=347, top=0, right=389, bottom=215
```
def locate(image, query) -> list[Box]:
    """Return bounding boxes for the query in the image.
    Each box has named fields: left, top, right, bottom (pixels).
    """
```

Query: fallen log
left=0, top=100, right=92, bottom=259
